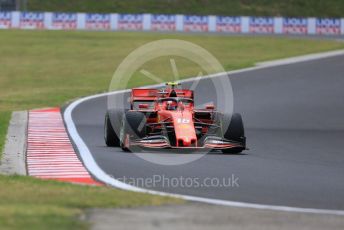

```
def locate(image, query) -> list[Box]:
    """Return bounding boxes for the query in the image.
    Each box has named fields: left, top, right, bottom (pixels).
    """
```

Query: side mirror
left=205, top=104, right=215, bottom=110
left=139, top=104, right=149, bottom=109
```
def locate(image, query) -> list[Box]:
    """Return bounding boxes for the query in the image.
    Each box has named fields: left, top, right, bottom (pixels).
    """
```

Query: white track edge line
left=63, top=49, right=344, bottom=216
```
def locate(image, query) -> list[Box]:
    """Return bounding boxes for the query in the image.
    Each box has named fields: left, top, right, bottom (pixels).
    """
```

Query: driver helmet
left=167, top=101, right=177, bottom=110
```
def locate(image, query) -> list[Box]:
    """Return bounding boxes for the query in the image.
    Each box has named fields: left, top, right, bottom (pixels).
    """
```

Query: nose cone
left=180, top=137, right=191, bottom=147
left=177, top=137, right=195, bottom=147
left=171, top=112, right=197, bottom=147
left=177, top=127, right=196, bottom=147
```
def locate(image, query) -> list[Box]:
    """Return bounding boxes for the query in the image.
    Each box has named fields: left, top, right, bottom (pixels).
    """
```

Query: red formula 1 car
left=104, top=82, right=246, bottom=154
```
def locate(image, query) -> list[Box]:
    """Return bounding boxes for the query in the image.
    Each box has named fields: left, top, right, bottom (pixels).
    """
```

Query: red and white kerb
left=27, top=107, right=101, bottom=185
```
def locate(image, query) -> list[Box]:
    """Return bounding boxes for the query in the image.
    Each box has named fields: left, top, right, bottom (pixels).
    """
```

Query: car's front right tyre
left=104, top=111, right=121, bottom=147
left=120, top=111, right=146, bottom=152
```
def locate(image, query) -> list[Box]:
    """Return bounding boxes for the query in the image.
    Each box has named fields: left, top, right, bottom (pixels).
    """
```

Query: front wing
left=129, top=135, right=245, bottom=150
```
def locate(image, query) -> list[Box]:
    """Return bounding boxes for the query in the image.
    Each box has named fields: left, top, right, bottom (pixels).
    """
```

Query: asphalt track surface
left=71, top=54, right=344, bottom=210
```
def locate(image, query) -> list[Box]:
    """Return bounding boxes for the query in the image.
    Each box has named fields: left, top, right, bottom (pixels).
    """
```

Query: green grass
left=0, top=112, right=10, bottom=152
left=0, top=29, right=344, bottom=229
left=0, top=175, right=181, bottom=230
left=27, top=0, right=344, bottom=17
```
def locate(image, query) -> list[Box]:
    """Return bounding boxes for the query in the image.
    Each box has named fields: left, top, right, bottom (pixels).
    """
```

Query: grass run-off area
left=0, top=175, right=180, bottom=230
left=0, top=29, right=344, bottom=229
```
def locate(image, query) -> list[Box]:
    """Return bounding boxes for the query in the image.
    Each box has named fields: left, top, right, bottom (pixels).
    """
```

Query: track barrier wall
left=0, top=11, right=343, bottom=35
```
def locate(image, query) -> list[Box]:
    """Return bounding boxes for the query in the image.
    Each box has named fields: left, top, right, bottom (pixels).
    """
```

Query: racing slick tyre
left=104, top=110, right=121, bottom=147
left=221, top=113, right=246, bottom=154
left=120, top=111, right=146, bottom=152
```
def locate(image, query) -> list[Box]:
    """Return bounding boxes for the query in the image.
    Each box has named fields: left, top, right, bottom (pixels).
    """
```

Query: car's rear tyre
left=104, top=111, right=121, bottom=147
left=221, top=113, right=246, bottom=154
left=120, top=111, right=146, bottom=152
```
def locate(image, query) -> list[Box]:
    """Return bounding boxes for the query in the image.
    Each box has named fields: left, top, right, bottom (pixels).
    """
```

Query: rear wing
left=130, top=89, right=157, bottom=110
left=131, top=88, right=194, bottom=109
left=173, top=89, right=194, bottom=99
left=131, top=89, right=158, bottom=100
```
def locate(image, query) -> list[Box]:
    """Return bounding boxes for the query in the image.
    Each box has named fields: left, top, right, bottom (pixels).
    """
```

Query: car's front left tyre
left=221, top=113, right=246, bottom=154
